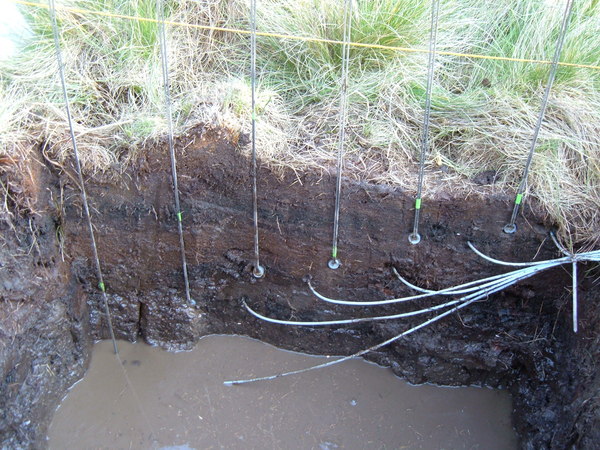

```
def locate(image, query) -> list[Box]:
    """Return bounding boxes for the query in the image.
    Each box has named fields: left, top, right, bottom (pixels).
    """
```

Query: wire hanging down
left=409, top=0, right=440, bottom=245
left=328, top=0, right=353, bottom=270
left=225, top=236, right=598, bottom=385
left=49, top=0, right=118, bottom=355
left=156, top=0, right=195, bottom=304
left=250, top=0, right=265, bottom=279
left=503, top=0, right=574, bottom=235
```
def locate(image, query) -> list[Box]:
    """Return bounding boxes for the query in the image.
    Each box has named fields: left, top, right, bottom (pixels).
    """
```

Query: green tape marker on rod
left=98, top=281, right=106, bottom=292
left=515, top=193, right=523, bottom=205
left=415, top=198, right=422, bottom=210
left=177, top=211, right=183, bottom=222
left=332, top=246, right=338, bottom=259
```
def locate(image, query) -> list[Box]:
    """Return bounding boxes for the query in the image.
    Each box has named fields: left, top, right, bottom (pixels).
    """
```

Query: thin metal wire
left=504, top=0, right=574, bottom=234
left=156, top=0, right=194, bottom=304
left=49, top=0, right=118, bottom=355
left=409, top=0, right=440, bottom=245
left=250, top=0, right=264, bottom=279
left=13, top=0, right=600, bottom=72
left=328, top=0, right=353, bottom=270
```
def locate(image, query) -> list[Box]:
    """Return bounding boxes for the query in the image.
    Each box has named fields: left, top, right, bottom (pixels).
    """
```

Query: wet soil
left=48, top=336, right=516, bottom=449
left=1, top=123, right=599, bottom=448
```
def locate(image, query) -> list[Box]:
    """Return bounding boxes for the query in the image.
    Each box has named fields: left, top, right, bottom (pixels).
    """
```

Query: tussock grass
left=1, top=0, right=599, bottom=245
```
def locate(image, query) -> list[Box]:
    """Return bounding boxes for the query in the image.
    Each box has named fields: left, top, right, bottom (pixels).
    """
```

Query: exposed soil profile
left=0, top=125, right=598, bottom=449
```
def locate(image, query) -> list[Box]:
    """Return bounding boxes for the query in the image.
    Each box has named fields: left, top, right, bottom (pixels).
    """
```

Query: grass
left=0, top=0, right=599, bottom=246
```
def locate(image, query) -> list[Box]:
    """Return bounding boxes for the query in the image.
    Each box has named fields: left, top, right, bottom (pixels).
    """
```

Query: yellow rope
left=11, top=0, right=600, bottom=71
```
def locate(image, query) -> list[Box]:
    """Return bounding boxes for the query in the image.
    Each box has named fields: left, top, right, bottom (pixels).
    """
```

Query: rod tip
left=252, top=264, right=265, bottom=278
left=408, top=233, right=421, bottom=245
left=328, top=258, right=341, bottom=270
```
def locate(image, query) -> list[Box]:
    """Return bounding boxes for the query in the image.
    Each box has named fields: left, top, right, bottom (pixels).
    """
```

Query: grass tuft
left=0, top=0, right=599, bottom=245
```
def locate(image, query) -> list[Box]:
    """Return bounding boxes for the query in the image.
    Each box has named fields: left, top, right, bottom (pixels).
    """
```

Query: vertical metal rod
left=328, top=0, right=353, bottom=270
left=409, top=0, right=440, bottom=245
left=504, top=0, right=574, bottom=234
left=250, top=0, right=265, bottom=278
left=572, top=260, right=578, bottom=333
left=49, top=0, right=118, bottom=354
left=156, top=0, right=195, bottom=302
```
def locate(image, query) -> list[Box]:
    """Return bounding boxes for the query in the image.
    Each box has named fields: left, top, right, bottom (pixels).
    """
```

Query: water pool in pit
left=48, top=335, right=517, bottom=449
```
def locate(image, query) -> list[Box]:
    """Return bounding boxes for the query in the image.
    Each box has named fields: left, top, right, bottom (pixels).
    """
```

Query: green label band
left=98, top=282, right=106, bottom=292
left=515, top=193, right=523, bottom=205
left=415, top=198, right=422, bottom=210
left=177, top=211, right=183, bottom=222
left=332, top=246, right=338, bottom=259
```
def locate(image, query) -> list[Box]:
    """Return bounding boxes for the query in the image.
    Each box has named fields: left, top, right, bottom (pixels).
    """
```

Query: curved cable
left=467, top=241, right=572, bottom=267
left=308, top=263, right=542, bottom=306
left=224, top=279, right=507, bottom=385
left=249, top=267, right=542, bottom=327
left=243, top=296, right=463, bottom=326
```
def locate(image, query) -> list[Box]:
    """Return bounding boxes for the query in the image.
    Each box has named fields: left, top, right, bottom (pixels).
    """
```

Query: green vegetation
left=1, top=0, right=599, bottom=245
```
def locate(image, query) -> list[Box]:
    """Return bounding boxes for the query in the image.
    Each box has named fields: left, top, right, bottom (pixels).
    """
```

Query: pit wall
left=0, top=125, right=598, bottom=448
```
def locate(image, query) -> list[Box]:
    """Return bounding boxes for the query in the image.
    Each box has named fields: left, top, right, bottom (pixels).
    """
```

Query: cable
left=503, top=0, right=574, bottom=234
left=49, top=0, right=118, bottom=355
left=12, top=0, right=600, bottom=72
left=309, top=263, right=542, bottom=307
left=250, top=0, right=265, bottom=279
left=224, top=282, right=495, bottom=386
left=226, top=245, right=600, bottom=384
left=409, top=0, right=440, bottom=245
left=245, top=271, right=525, bottom=326
left=156, top=0, right=194, bottom=304
left=328, top=0, right=353, bottom=271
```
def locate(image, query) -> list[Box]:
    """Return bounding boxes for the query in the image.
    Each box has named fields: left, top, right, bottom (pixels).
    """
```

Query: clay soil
left=1, top=124, right=598, bottom=449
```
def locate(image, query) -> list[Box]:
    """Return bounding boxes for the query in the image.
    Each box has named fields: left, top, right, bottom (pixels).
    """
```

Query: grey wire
left=505, top=0, right=574, bottom=232
left=224, top=279, right=497, bottom=386
left=309, top=263, right=542, bottom=307
left=250, top=0, right=264, bottom=278
left=243, top=295, right=464, bottom=326
left=410, top=0, right=440, bottom=244
left=49, top=0, right=118, bottom=355
left=156, top=0, right=194, bottom=304
left=244, top=268, right=534, bottom=327
left=329, top=0, right=353, bottom=268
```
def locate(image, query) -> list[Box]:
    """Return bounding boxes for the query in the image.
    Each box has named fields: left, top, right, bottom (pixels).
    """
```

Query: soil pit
left=0, top=124, right=599, bottom=449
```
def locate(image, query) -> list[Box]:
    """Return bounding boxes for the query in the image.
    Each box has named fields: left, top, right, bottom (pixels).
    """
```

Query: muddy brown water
left=47, top=335, right=517, bottom=449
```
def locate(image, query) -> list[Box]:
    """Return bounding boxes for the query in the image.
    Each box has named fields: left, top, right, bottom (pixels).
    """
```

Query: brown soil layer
left=1, top=124, right=598, bottom=449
